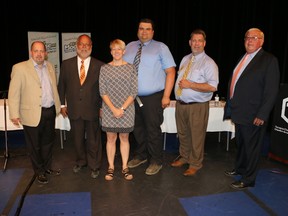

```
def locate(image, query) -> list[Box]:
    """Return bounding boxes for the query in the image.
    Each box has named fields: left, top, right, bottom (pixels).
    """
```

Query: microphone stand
left=1, top=91, right=9, bottom=171
left=0, top=91, right=26, bottom=171
left=3, top=97, right=8, bottom=170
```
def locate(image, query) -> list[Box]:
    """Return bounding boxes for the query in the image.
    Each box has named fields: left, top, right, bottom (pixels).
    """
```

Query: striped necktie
left=133, top=43, right=144, bottom=73
left=80, top=60, right=86, bottom=85
left=133, top=43, right=144, bottom=107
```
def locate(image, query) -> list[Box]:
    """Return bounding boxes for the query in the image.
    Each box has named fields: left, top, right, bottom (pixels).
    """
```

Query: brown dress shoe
left=171, top=160, right=186, bottom=167
left=183, top=168, right=197, bottom=176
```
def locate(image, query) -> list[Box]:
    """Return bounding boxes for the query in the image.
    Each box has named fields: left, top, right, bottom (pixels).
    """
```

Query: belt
left=177, top=100, right=198, bottom=105
left=42, top=105, right=54, bottom=110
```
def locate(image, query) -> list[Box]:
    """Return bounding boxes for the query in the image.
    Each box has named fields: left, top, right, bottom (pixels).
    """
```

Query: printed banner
left=61, top=32, right=91, bottom=61
left=269, top=83, right=288, bottom=164
left=28, top=32, right=60, bottom=82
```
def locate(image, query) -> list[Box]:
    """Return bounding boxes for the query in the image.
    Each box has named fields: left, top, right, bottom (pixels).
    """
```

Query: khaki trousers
left=175, top=101, right=209, bottom=169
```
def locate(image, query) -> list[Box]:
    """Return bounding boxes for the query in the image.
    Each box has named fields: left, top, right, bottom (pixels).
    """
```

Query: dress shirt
left=34, top=61, right=54, bottom=108
left=123, top=39, right=176, bottom=96
left=78, top=56, right=91, bottom=78
left=231, top=48, right=260, bottom=89
left=174, top=51, right=218, bottom=103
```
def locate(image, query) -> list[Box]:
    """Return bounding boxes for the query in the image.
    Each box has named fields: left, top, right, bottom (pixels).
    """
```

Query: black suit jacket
left=224, top=48, right=280, bottom=125
left=58, top=56, right=104, bottom=121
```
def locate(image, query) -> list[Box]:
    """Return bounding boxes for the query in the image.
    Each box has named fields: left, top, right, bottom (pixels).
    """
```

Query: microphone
left=136, top=96, right=143, bottom=107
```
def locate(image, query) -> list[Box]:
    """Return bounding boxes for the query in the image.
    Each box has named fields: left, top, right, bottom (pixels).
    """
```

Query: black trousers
left=132, top=91, right=164, bottom=165
left=70, top=118, right=102, bottom=170
left=234, top=123, right=267, bottom=184
left=23, top=106, right=56, bottom=175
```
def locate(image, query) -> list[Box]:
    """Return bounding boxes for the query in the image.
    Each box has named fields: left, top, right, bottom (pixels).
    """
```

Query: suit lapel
left=27, top=59, right=41, bottom=84
left=81, top=58, right=95, bottom=86
left=47, top=63, right=56, bottom=85
left=238, top=49, right=264, bottom=78
left=85, top=59, right=93, bottom=81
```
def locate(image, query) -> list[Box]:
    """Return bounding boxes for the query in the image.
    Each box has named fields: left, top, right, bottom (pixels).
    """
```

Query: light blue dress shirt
left=174, top=51, right=219, bottom=103
left=123, top=39, right=176, bottom=96
left=34, top=61, right=54, bottom=108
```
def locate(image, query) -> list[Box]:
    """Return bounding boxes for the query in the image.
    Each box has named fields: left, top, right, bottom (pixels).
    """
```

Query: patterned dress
left=99, top=63, right=138, bottom=133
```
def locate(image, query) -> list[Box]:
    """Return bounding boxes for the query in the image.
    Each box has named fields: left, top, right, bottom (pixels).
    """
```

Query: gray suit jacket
left=8, top=58, right=61, bottom=126
left=58, top=56, right=104, bottom=121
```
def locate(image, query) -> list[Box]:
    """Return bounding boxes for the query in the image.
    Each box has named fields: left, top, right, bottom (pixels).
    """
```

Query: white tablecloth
left=0, top=99, right=23, bottom=131
left=160, top=100, right=235, bottom=151
left=55, top=115, right=70, bottom=131
left=2, top=98, right=235, bottom=150
left=0, top=99, right=70, bottom=131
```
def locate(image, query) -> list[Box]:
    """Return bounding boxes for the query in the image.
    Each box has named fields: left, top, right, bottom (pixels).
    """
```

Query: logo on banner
left=281, top=97, right=288, bottom=123
left=45, top=41, right=58, bottom=53
left=63, top=41, right=77, bottom=54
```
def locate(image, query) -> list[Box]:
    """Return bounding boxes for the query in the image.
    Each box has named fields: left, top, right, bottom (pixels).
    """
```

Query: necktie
left=133, top=43, right=144, bottom=107
left=230, top=53, right=250, bottom=98
left=133, top=43, right=144, bottom=73
left=176, top=55, right=195, bottom=96
left=80, top=60, right=86, bottom=85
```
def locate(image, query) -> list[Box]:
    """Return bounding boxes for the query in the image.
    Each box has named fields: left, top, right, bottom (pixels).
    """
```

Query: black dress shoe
left=230, top=181, right=255, bottom=190
left=37, top=174, right=48, bottom=184
left=224, top=169, right=238, bottom=177
left=46, top=169, right=61, bottom=176
left=91, top=169, right=100, bottom=179
left=73, top=165, right=87, bottom=173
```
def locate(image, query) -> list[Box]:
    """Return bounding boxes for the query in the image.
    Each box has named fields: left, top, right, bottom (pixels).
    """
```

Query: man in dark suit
left=58, top=34, right=104, bottom=178
left=223, top=28, right=280, bottom=189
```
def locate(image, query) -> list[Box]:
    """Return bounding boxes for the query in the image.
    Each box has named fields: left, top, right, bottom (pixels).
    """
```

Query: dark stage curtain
left=1, top=0, right=288, bottom=97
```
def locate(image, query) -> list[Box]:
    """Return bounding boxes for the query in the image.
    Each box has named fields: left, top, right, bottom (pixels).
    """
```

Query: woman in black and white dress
left=99, top=39, right=138, bottom=181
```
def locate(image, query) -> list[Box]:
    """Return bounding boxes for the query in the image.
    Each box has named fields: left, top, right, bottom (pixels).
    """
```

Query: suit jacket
left=58, top=56, right=104, bottom=121
left=8, top=59, right=61, bottom=126
left=224, top=48, right=280, bottom=125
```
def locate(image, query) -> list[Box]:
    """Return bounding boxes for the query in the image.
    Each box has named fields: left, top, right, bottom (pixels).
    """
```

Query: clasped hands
left=113, top=107, right=125, bottom=119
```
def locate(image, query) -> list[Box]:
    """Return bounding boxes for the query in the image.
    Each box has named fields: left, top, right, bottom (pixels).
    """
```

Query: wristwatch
left=121, top=107, right=126, bottom=112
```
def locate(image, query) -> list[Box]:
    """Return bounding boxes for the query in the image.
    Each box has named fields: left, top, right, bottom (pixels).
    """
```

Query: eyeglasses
left=78, top=43, right=91, bottom=47
left=244, top=36, right=263, bottom=41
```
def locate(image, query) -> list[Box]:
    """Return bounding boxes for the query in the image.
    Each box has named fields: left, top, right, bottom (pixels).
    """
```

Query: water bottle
left=215, top=94, right=219, bottom=106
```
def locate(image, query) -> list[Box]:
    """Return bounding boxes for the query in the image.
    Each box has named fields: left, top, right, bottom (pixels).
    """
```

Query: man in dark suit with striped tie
left=58, top=34, right=104, bottom=179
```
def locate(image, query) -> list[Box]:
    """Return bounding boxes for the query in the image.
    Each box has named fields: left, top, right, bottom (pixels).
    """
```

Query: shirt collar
left=138, top=39, right=153, bottom=47
left=32, top=59, right=47, bottom=68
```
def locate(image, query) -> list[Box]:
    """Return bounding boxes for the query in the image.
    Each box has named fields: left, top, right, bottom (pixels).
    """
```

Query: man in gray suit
left=8, top=41, right=61, bottom=184
left=224, top=28, right=280, bottom=189
left=58, top=34, right=104, bottom=178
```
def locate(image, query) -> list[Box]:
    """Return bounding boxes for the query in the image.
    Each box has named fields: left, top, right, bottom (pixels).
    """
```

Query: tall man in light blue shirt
left=171, top=29, right=219, bottom=176
left=123, top=18, right=176, bottom=175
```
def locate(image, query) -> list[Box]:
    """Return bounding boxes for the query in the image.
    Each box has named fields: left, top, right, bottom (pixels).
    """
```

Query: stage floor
left=1, top=130, right=288, bottom=216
